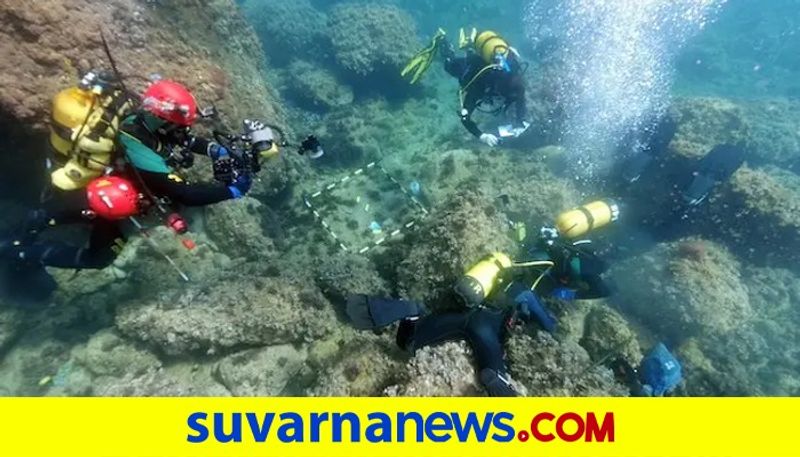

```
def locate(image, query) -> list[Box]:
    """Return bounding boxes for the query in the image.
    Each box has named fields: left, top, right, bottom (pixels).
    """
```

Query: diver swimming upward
left=403, top=28, right=531, bottom=148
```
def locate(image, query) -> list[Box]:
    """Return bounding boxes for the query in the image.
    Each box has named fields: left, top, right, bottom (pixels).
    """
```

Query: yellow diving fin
left=401, top=28, right=447, bottom=84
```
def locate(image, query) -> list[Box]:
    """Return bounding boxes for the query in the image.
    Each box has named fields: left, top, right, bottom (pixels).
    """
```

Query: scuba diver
left=347, top=200, right=619, bottom=397
left=0, top=71, right=281, bottom=303
left=403, top=28, right=530, bottom=148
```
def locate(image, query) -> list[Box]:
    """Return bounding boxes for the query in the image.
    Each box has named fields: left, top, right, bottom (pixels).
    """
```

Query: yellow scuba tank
left=555, top=200, right=620, bottom=239
left=454, top=252, right=513, bottom=307
left=474, top=30, right=510, bottom=65
left=49, top=84, right=134, bottom=191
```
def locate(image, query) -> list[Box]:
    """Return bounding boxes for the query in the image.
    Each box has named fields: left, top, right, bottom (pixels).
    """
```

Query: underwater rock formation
left=741, top=99, right=800, bottom=166
left=676, top=265, right=799, bottom=396
left=580, top=306, right=643, bottom=365
left=609, top=238, right=753, bottom=341
left=242, top=0, right=330, bottom=66
left=0, top=0, right=285, bottom=133
left=285, top=60, right=354, bottom=111
left=507, top=331, right=629, bottom=396
left=671, top=97, right=751, bottom=159
left=315, top=252, right=390, bottom=304
left=328, top=3, right=419, bottom=78
left=712, top=166, right=800, bottom=263
left=320, top=97, right=459, bottom=165
left=204, top=197, right=277, bottom=261
left=115, top=276, right=338, bottom=356
left=385, top=342, right=484, bottom=397
left=214, top=344, right=308, bottom=396
left=308, top=333, right=404, bottom=396
left=396, top=189, right=516, bottom=310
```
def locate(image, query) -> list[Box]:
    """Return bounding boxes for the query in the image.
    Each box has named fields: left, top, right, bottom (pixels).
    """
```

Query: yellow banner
left=0, top=398, right=796, bottom=457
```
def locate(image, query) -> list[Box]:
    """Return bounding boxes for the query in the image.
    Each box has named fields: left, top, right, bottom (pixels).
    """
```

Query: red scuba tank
left=86, top=176, right=142, bottom=220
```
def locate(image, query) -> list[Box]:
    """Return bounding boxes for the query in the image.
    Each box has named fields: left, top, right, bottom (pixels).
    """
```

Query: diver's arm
left=136, top=170, right=234, bottom=207
left=460, top=106, right=484, bottom=138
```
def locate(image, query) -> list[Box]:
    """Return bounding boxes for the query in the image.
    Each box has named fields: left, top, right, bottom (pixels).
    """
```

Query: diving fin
left=401, top=28, right=447, bottom=84
left=346, top=295, right=422, bottom=330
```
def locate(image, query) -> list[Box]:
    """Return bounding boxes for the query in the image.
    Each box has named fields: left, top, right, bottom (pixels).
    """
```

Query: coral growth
left=286, top=60, right=354, bottom=111
left=328, top=3, right=419, bottom=77
left=115, top=276, right=338, bottom=356
left=609, top=238, right=753, bottom=340
left=670, top=97, right=751, bottom=159
left=507, top=331, right=629, bottom=396
left=241, top=0, right=330, bottom=66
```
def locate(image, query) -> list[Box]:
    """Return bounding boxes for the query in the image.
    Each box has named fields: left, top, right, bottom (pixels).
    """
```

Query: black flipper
left=346, top=295, right=422, bottom=330
left=479, top=368, right=518, bottom=397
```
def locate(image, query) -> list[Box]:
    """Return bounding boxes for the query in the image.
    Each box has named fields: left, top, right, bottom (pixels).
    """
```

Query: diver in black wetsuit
left=442, top=33, right=529, bottom=147
left=403, top=29, right=529, bottom=147
left=1, top=79, right=257, bottom=302
left=347, top=219, right=614, bottom=397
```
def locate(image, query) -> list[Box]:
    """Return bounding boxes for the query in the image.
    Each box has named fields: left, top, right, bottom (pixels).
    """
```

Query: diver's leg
left=401, top=312, right=470, bottom=352
left=18, top=219, right=123, bottom=270
left=467, top=309, right=518, bottom=397
left=347, top=295, right=422, bottom=330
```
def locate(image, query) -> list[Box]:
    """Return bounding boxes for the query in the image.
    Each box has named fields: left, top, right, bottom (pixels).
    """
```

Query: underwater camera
left=298, top=135, right=324, bottom=160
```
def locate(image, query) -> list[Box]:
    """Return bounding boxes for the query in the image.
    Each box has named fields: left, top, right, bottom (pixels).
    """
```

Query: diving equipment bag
left=49, top=76, right=135, bottom=191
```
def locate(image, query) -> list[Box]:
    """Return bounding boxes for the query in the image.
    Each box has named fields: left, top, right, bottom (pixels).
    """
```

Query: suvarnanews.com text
left=187, top=410, right=615, bottom=444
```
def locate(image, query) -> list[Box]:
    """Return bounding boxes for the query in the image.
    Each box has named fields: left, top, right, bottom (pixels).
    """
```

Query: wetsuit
left=363, top=297, right=518, bottom=397
left=443, top=50, right=528, bottom=139
left=7, top=113, right=235, bottom=271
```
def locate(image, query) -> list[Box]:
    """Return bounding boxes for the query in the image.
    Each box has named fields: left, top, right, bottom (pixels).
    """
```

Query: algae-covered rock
left=671, top=97, right=751, bottom=159
left=316, top=252, right=390, bottom=303
left=242, top=0, right=330, bottom=65
left=308, top=334, right=404, bottom=396
left=580, top=306, right=643, bottom=365
left=286, top=60, right=354, bottom=111
left=204, top=197, right=277, bottom=261
left=609, top=238, right=753, bottom=340
left=0, top=335, right=72, bottom=396
left=214, top=344, right=308, bottom=396
left=328, top=3, right=419, bottom=77
left=741, top=99, right=800, bottom=166
left=396, top=189, right=516, bottom=310
left=115, top=276, right=337, bottom=356
left=71, top=329, right=160, bottom=378
left=507, top=331, right=629, bottom=396
left=385, top=342, right=484, bottom=397
left=0, top=0, right=285, bottom=133
left=320, top=97, right=458, bottom=165
left=113, top=227, right=233, bottom=298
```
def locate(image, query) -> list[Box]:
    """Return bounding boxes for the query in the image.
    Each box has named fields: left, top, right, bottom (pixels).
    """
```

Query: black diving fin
left=346, top=295, right=422, bottom=330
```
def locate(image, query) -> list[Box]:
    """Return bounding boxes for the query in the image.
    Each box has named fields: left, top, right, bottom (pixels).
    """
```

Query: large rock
left=670, top=97, right=751, bottom=159
left=609, top=238, right=753, bottom=340
left=385, top=342, right=484, bottom=397
left=507, top=331, right=629, bottom=396
left=213, top=344, right=308, bottom=396
left=116, top=276, right=338, bottom=356
left=204, top=197, right=277, bottom=261
left=0, top=0, right=285, bottom=133
left=285, top=60, right=353, bottom=111
left=395, top=189, right=516, bottom=311
left=580, top=306, right=643, bottom=365
left=242, top=0, right=330, bottom=66
left=328, top=3, right=419, bottom=78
